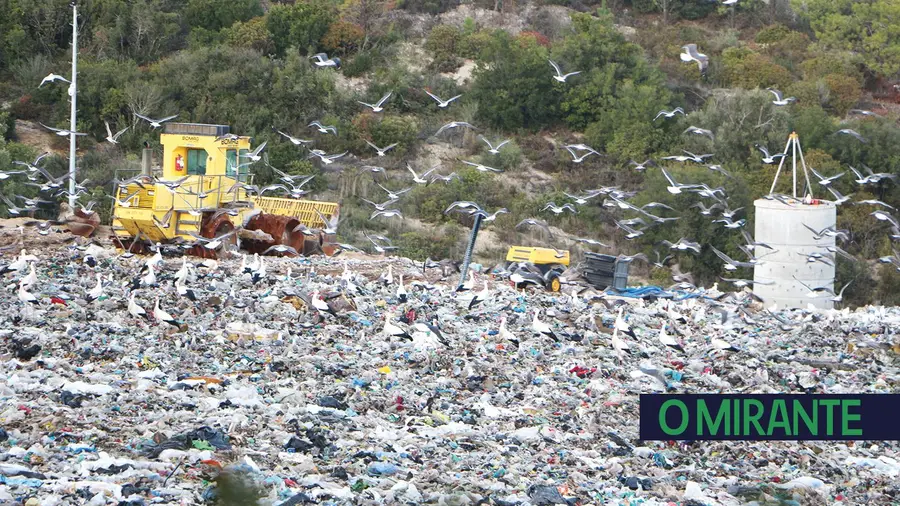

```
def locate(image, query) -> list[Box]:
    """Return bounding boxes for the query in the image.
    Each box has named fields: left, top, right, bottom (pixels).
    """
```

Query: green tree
left=267, top=1, right=336, bottom=57
left=471, top=31, right=559, bottom=131
left=185, top=0, right=262, bottom=32
left=791, top=0, right=900, bottom=77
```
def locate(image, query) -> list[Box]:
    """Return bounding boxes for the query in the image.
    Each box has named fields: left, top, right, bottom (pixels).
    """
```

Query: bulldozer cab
left=505, top=246, right=569, bottom=292
left=112, top=122, right=340, bottom=257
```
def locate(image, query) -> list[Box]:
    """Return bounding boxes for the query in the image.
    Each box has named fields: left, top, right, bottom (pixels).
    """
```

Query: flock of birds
left=4, top=39, right=900, bottom=308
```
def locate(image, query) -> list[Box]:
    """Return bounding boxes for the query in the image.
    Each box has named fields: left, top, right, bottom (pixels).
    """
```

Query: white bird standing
left=85, top=274, right=104, bottom=302
left=128, top=293, right=148, bottom=320
left=614, top=307, right=637, bottom=339
left=383, top=312, right=411, bottom=340
left=531, top=311, right=559, bottom=341
left=658, top=323, right=685, bottom=353
left=18, top=284, right=38, bottom=304
left=153, top=298, right=181, bottom=328
left=397, top=274, right=407, bottom=303
left=467, top=281, right=490, bottom=310
left=19, top=263, right=37, bottom=289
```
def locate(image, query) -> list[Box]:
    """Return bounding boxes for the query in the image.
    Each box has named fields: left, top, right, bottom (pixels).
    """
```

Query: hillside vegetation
left=1, top=0, right=899, bottom=306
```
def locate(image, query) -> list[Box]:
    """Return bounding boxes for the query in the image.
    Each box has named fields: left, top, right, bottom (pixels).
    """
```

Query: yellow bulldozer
left=106, top=122, right=339, bottom=257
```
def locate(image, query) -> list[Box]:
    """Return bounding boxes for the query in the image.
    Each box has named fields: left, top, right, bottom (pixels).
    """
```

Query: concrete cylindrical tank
left=752, top=198, right=836, bottom=309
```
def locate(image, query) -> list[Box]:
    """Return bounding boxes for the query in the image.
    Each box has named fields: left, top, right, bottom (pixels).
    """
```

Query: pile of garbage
left=0, top=244, right=898, bottom=505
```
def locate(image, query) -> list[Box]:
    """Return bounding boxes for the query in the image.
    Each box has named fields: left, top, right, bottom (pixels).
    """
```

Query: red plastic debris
left=17, top=405, right=32, bottom=415
left=50, top=297, right=66, bottom=305
left=569, top=366, right=596, bottom=378
left=394, top=396, right=405, bottom=411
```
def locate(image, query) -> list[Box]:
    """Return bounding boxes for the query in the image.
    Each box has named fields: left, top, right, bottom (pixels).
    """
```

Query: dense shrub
left=321, top=21, right=365, bottom=55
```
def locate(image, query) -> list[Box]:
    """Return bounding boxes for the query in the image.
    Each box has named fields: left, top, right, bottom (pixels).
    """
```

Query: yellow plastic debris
left=378, top=366, right=392, bottom=374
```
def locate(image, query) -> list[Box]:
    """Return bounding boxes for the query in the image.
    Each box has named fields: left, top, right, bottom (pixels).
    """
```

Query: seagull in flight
left=711, top=246, right=755, bottom=271
left=104, top=121, right=128, bottom=144
left=756, top=144, right=786, bottom=164
left=371, top=209, right=404, bottom=220
left=424, top=89, right=462, bottom=108
left=564, top=144, right=600, bottom=163
left=654, top=107, right=685, bottom=121
left=460, top=160, right=502, bottom=173
left=134, top=112, right=178, bottom=129
left=660, top=168, right=697, bottom=194
left=836, top=129, right=868, bottom=143
left=516, top=218, right=554, bottom=238
left=575, top=237, right=609, bottom=248
left=275, top=129, right=313, bottom=146
left=309, top=121, right=337, bottom=135
left=377, top=183, right=413, bottom=201
left=549, top=60, right=581, bottom=82
left=848, top=109, right=881, bottom=118
left=39, top=73, right=70, bottom=87
left=366, top=140, right=398, bottom=157
left=479, top=136, right=510, bottom=154
left=240, top=141, right=267, bottom=162
left=361, top=197, right=399, bottom=211
left=308, top=150, right=347, bottom=165
left=358, top=91, right=392, bottom=112
left=542, top=202, right=577, bottom=215
left=407, top=163, right=439, bottom=184
left=39, top=123, right=86, bottom=137
left=629, top=159, right=656, bottom=171
left=767, top=88, right=796, bottom=106
left=683, top=125, right=714, bottom=140
left=680, top=44, right=709, bottom=73
left=435, top=121, right=476, bottom=136
left=809, top=167, right=844, bottom=187
left=311, top=53, right=341, bottom=68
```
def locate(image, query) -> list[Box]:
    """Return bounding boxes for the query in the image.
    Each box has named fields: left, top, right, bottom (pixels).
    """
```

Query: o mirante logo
left=640, top=394, right=899, bottom=441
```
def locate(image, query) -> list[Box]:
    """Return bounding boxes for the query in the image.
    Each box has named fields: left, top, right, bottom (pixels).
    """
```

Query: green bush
left=875, top=265, right=900, bottom=307
left=224, top=17, right=274, bottom=54
left=343, top=50, right=376, bottom=77
left=267, top=1, right=335, bottom=56
left=425, top=24, right=463, bottom=71
left=395, top=229, right=462, bottom=261
left=186, top=0, right=263, bottom=32
left=459, top=30, right=493, bottom=60
left=721, top=47, right=792, bottom=90
left=368, top=116, right=419, bottom=157
left=755, top=24, right=793, bottom=44
left=321, top=21, right=365, bottom=56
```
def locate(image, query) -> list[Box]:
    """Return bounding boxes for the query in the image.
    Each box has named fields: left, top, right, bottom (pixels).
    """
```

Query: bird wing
left=548, top=60, right=563, bottom=76
left=768, top=88, right=783, bottom=101
left=376, top=92, right=392, bottom=106
left=660, top=168, right=678, bottom=186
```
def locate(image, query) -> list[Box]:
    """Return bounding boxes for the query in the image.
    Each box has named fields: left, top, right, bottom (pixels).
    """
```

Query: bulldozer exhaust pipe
left=141, top=148, right=152, bottom=176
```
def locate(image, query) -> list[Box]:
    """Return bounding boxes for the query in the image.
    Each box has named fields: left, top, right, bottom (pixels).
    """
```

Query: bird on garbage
left=128, top=293, right=148, bottom=320
left=467, top=281, right=490, bottom=310
left=397, top=275, right=408, bottom=303
left=658, top=323, right=685, bottom=353
left=531, top=310, right=559, bottom=342
left=153, top=298, right=181, bottom=328
left=18, top=284, right=38, bottom=304
left=85, top=274, right=103, bottom=303
left=615, top=307, right=637, bottom=339
left=383, top=312, right=411, bottom=340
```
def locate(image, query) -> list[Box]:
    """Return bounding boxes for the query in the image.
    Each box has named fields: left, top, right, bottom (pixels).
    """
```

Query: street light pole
left=68, top=1, right=78, bottom=209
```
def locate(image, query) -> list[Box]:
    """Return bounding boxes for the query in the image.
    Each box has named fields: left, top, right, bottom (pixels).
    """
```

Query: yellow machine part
left=505, top=246, right=570, bottom=266
left=250, top=196, right=339, bottom=229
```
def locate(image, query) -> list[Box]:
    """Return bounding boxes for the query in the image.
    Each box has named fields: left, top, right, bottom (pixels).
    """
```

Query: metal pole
left=456, top=214, right=483, bottom=291
left=68, top=1, right=78, bottom=209
left=795, top=138, right=814, bottom=199
left=769, top=134, right=793, bottom=195
left=791, top=136, right=797, bottom=198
